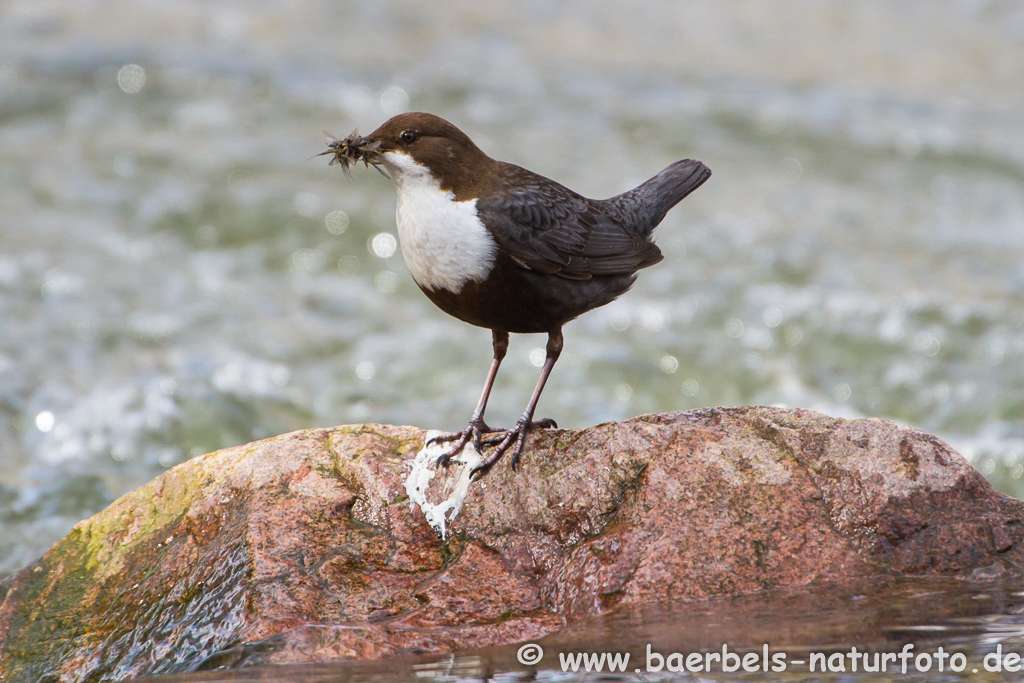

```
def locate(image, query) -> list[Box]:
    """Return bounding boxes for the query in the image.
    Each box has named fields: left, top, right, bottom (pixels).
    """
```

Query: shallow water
left=1, top=0, right=1023, bottom=589
left=143, top=577, right=1024, bottom=682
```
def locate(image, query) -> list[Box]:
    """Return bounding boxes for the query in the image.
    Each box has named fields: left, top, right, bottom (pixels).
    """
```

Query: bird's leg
left=429, top=330, right=508, bottom=465
left=472, top=328, right=563, bottom=477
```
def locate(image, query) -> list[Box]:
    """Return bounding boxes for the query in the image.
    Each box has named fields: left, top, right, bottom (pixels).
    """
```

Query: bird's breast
left=393, top=176, right=497, bottom=294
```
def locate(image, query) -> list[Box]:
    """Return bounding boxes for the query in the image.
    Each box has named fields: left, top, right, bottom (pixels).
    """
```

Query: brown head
left=363, top=112, right=499, bottom=200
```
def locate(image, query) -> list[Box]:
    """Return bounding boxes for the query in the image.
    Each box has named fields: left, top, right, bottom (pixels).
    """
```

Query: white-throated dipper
left=321, top=112, right=710, bottom=476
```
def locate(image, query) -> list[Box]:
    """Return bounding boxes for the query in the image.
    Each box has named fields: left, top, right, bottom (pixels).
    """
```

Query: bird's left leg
left=472, top=328, right=563, bottom=477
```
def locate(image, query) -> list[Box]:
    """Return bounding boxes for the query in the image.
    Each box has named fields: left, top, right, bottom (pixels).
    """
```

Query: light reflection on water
left=0, top=0, right=1022, bottom=602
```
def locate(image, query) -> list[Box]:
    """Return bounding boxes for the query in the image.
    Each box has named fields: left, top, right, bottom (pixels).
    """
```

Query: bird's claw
left=468, top=416, right=556, bottom=478
left=428, top=417, right=557, bottom=473
left=428, top=418, right=496, bottom=467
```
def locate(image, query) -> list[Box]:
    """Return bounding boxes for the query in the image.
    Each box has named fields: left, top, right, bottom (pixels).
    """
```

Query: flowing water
left=2, top=0, right=1024, bottom=678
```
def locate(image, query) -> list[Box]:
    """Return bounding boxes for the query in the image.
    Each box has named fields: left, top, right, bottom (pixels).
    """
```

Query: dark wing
left=476, top=166, right=663, bottom=280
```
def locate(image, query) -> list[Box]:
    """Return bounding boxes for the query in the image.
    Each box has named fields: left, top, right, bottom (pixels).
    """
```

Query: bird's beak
left=317, top=129, right=389, bottom=179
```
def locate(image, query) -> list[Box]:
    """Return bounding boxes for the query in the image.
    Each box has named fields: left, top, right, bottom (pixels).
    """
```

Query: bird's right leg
left=471, top=328, right=562, bottom=477
left=429, top=330, right=508, bottom=465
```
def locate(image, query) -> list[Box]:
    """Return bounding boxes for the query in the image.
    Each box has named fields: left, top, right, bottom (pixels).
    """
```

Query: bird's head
left=322, top=113, right=495, bottom=197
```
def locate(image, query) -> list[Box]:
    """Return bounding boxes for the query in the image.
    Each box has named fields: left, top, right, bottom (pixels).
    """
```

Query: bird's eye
left=399, top=130, right=419, bottom=144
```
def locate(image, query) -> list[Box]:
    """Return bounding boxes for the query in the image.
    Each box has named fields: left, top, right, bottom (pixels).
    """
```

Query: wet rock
left=1, top=407, right=1022, bottom=680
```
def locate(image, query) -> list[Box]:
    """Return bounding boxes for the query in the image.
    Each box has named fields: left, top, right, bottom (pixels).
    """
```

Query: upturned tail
left=605, top=159, right=711, bottom=235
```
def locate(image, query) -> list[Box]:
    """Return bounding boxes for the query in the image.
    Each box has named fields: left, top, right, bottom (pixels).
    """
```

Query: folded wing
left=476, top=167, right=663, bottom=281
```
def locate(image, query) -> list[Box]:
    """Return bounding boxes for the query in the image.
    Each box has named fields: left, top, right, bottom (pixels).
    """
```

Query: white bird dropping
left=404, top=431, right=483, bottom=539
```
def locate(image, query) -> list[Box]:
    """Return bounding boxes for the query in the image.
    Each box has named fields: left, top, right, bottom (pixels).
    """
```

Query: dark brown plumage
left=323, top=113, right=711, bottom=475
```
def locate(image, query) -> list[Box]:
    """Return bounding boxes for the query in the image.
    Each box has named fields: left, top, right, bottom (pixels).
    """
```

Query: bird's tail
left=606, top=159, right=711, bottom=235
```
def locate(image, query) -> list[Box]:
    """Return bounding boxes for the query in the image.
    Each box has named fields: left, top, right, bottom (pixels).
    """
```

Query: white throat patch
left=383, top=151, right=497, bottom=293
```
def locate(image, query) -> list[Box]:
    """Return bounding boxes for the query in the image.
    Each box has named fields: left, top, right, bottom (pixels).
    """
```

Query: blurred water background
left=1, top=0, right=1023, bottom=582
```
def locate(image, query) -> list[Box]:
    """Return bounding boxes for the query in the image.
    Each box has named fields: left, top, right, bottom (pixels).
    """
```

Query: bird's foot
left=470, top=416, right=557, bottom=478
left=428, top=417, right=557, bottom=472
left=428, top=418, right=497, bottom=467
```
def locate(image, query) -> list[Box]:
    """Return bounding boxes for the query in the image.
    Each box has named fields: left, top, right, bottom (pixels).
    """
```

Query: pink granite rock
left=1, top=407, right=1021, bottom=681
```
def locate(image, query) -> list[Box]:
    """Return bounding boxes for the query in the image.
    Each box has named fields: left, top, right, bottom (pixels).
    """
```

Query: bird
left=320, top=112, right=710, bottom=477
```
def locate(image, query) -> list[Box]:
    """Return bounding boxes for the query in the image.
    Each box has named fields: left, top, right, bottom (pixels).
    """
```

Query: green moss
left=1, top=535, right=101, bottom=677
left=72, top=465, right=214, bottom=579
